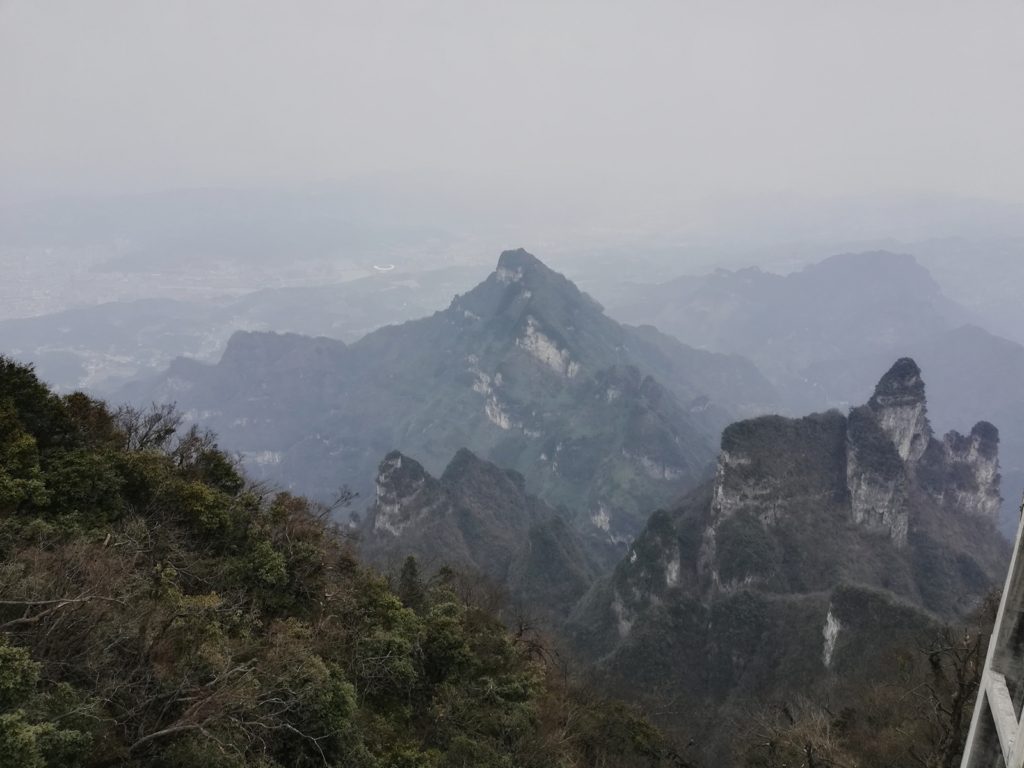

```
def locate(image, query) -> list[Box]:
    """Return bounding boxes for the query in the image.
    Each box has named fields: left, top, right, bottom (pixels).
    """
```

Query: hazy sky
left=3, top=0, right=1024, bottom=219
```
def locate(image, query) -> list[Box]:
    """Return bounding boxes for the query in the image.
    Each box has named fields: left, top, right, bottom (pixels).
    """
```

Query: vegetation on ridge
left=0, top=356, right=680, bottom=768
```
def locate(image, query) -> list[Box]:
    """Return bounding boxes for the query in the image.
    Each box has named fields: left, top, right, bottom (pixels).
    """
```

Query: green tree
left=397, top=555, right=425, bottom=613
left=0, top=404, right=48, bottom=513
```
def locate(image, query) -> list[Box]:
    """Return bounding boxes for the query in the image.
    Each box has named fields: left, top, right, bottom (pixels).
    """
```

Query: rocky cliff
left=698, top=358, right=1001, bottom=591
left=362, top=448, right=604, bottom=622
left=567, top=358, right=1008, bottom=762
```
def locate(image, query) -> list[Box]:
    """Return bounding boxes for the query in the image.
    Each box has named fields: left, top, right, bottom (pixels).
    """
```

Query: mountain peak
left=442, top=447, right=503, bottom=484
left=377, top=450, right=430, bottom=488
left=442, top=451, right=532, bottom=512
left=373, top=451, right=446, bottom=536
left=801, top=251, right=939, bottom=291
left=868, top=358, right=931, bottom=462
left=451, top=249, right=606, bottom=364
left=363, top=447, right=599, bottom=623
left=496, top=248, right=545, bottom=274
left=971, top=420, right=1000, bottom=446
left=220, top=330, right=345, bottom=372
left=492, top=248, right=574, bottom=293
left=870, top=357, right=925, bottom=407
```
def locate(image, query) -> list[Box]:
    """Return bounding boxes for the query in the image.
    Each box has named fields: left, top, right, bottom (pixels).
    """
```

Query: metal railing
left=962, top=495, right=1024, bottom=768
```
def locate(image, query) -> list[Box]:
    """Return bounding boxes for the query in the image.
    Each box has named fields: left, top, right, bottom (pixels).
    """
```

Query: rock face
left=700, top=359, right=1000, bottom=563
left=846, top=404, right=910, bottom=544
left=363, top=448, right=602, bottom=621
left=867, top=356, right=932, bottom=462
left=931, top=421, right=1002, bottom=518
left=123, top=249, right=779, bottom=543
left=567, top=358, right=1009, bottom=763
left=699, top=411, right=849, bottom=590
left=372, top=452, right=451, bottom=537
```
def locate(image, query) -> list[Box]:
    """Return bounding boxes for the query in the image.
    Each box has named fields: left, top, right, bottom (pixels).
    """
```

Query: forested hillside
left=0, top=356, right=679, bottom=768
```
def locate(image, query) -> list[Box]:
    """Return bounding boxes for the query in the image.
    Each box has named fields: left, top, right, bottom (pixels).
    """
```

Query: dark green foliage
left=0, top=358, right=74, bottom=451
left=0, top=637, right=91, bottom=768
left=715, top=511, right=779, bottom=585
left=0, top=356, right=675, bottom=768
left=720, top=410, right=849, bottom=504
left=39, top=448, right=125, bottom=522
left=0, top=403, right=48, bottom=514
left=397, top=555, right=426, bottom=613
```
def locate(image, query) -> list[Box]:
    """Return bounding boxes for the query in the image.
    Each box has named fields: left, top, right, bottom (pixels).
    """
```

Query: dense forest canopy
left=0, top=356, right=679, bottom=768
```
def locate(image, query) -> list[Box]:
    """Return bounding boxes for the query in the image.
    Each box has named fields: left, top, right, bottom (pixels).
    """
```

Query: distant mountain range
left=604, top=251, right=1024, bottom=535
left=0, top=265, right=487, bottom=392
left=11, top=245, right=1022, bottom=537
left=120, top=249, right=778, bottom=543
left=605, top=251, right=970, bottom=400
left=567, top=359, right=1008, bottom=762
left=907, top=235, right=1024, bottom=347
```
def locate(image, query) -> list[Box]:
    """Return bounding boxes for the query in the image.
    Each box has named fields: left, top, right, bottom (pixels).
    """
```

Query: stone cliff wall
left=699, top=359, right=1000, bottom=593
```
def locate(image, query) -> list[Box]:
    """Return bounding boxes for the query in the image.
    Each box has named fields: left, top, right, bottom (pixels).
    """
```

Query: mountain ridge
left=567, top=357, right=1008, bottom=761
left=120, top=249, right=779, bottom=543
left=362, top=447, right=605, bottom=623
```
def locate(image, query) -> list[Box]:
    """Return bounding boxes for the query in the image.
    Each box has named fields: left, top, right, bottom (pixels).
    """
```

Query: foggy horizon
left=3, top=0, right=1024, bottom=229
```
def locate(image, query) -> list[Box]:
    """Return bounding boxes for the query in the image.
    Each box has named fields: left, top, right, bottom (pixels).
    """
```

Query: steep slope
left=362, top=448, right=605, bottom=623
left=568, top=358, right=1008, bottom=761
left=122, top=249, right=778, bottom=542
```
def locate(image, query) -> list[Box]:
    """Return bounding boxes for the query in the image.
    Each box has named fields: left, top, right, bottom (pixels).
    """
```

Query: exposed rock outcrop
left=846, top=403, right=910, bottom=543
left=566, top=358, right=1009, bottom=765
left=582, top=358, right=1006, bottom=656
left=372, top=451, right=448, bottom=537
left=699, top=358, right=1000, bottom=565
left=929, top=421, right=1002, bottom=518
left=867, top=357, right=932, bottom=462
left=363, top=448, right=604, bottom=622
